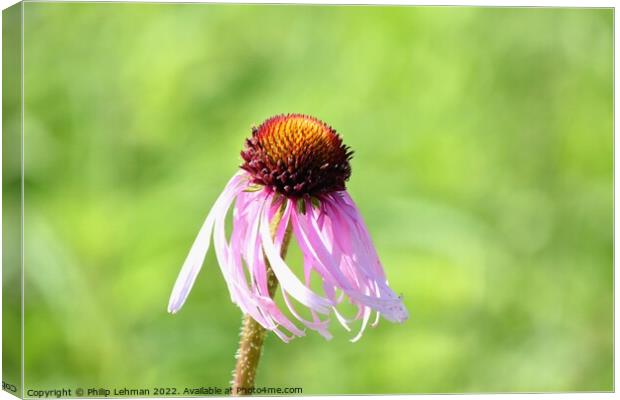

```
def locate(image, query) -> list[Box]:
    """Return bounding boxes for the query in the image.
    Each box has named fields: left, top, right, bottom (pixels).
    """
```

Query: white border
left=0, top=0, right=617, bottom=5
left=0, top=1, right=616, bottom=400
left=19, top=0, right=24, bottom=397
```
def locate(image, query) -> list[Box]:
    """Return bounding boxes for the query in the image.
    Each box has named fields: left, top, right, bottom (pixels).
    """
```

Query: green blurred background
left=13, top=3, right=614, bottom=394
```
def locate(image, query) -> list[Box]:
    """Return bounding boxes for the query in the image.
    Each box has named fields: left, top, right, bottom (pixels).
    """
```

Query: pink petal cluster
left=168, top=172, right=408, bottom=342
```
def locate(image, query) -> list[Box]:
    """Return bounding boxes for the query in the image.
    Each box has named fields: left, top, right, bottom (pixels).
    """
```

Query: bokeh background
left=11, top=3, right=614, bottom=395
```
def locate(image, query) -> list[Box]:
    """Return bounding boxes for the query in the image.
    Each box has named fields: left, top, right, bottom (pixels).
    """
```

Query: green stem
left=231, top=203, right=292, bottom=396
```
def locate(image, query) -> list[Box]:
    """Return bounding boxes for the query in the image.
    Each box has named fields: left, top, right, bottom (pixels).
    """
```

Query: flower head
left=168, top=114, right=408, bottom=342
left=240, top=114, right=353, bottom=197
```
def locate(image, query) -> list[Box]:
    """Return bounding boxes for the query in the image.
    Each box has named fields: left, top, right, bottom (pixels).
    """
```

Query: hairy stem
left=231, top=202, right=292, bottom=396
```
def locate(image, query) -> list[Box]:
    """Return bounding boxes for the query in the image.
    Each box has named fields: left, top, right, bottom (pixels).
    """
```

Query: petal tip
left=167, top=297, right=183, bottom=314
left=392, top=306, right=409, bottom=323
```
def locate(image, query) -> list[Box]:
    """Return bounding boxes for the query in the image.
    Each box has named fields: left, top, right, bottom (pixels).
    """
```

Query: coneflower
left=168, top=114, right=408, bottom=394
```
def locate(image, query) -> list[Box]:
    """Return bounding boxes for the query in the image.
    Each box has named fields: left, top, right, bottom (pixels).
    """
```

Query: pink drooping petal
left=291, top=207, right=368, bottom=334
left=322, top=197, right=381, bottom=282
left=330, top=196, right=408, bottom=323
left=281, top=289, right=333, bottom=340
left=332, top=194, right=408, bottom=323
left=248, top=278, right=306, bottom=337
left=294, top=195, right=409, bottom=329
left=258, top=297, right=306, bottom=337
left=260, top=199, right=333, bottom=314
left=230, top=190, right=304, bottom=339
left=371, top=311, right=381, bottom=328
left=227, top=190, right=307, bottom=338
left=278, top=254, right=333, bottom=339
left=300, top=255, right=335, bottom=338
left=271, top=328, right=294, bottom=343
left=226, top=193, right=305, bottom=339
left=168, top=172, right=247, bottom=314
left=231, top=189, right=266, bottom=295
left=333, top=308, right=353, bottom=332
left=351, top=304, right=372, bottom=343
left=234, top=190, right=273, bottom=301
left=212, top=181, right=278, bottom=329
left=294, top=204, right=392, bottom=309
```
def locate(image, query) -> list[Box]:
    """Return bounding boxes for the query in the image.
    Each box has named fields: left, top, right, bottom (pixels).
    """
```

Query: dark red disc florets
left=240, top=114, right=353, bottom=198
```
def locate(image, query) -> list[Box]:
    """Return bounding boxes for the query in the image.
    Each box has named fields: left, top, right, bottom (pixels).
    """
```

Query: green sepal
left=297, top=200, right=307, bottom=215
left=243, top=184, right=263, bottom=193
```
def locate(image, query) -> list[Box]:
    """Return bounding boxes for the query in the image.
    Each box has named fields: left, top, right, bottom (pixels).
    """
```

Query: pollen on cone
left=240, top=114, right=353, bottom=198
